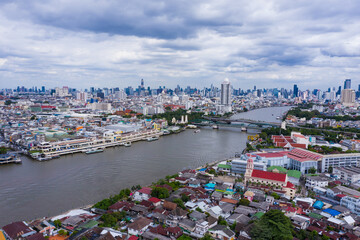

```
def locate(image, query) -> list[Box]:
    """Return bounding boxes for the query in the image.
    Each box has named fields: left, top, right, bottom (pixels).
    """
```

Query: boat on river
left=147, top=136, right=159, bottom=142
left=84, top=148, right=104, bottom=154
left=124, top=142, right=132, bottom=147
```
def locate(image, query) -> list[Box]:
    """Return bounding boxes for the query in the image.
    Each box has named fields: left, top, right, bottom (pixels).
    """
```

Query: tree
left=151, top=187, right=169, bottom=199
left=177, top=235, right=192, bottom=240
left=4, top=100, right=12, bottom=105
left=172, top=198, right=186, bottom=209
left=0, top=147, right=7, bottom=154
left=100, top=214, right=117, bottom=227
left=181, top=194, right=190, bottom=202
left=195, top=207, right=203, bottom=213
left=230, top=221, right=237, bottom=231
left=200, top=233, right=215, bottom=240
left=58, top=230, right=68, bottom=236
left=53, top=219, right=62, bottom=228
left=308, top=167, right=317, bottom=174
left=238, top=198, right=250, bottom=206
left=271, top=192, right=280, bottom=200
left=250, top=209, right=293, bottom=240
left=328, top=165, right=333, bottom=174
left=218, top=216, right=227, bottom=226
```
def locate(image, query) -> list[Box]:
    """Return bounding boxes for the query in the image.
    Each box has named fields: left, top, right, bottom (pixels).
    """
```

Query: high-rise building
left=76, top=91, right=88, bottom=102
left=344, top=79, right=351, bottom=89
left=293, top=84, right=298, bottom=98
left=341, top=89, right=356, bottom=106
left=141, top=79, right=144, bottom=89
left=221, top=78, right=231, bottom=105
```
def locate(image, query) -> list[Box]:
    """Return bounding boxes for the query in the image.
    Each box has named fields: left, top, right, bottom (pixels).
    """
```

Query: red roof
left=138, top=187, right=152, bottom=195
left=2, top=222, right=34, bottom=239
left=251, top=169, right=287, bottom=182
left=148, top=197, right=161, bottom=203
left=286, top=181, right=295, bottom=189
left=255, top=152, right=286, bottom=158
left=336, top=194, right=346, bottom=198
left=128, top=236, right=139, bottom=240
left=290, top=143, right=307, bottom=149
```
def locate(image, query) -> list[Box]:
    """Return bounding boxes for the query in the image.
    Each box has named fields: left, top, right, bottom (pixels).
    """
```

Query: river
left=0, top=106, right=290, bottom=226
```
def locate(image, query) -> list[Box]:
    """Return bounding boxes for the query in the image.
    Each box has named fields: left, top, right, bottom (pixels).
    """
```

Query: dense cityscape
left=2, top=0, right=360, bottom=240
left=1, top=77, right=360, bottom=240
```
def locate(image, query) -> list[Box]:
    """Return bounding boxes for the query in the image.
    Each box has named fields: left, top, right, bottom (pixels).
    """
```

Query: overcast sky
left=0, top=0, right=359, bottom=90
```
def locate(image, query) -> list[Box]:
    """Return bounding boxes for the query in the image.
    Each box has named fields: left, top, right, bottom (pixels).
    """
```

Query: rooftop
left=251, top=169, right=287, bottom=183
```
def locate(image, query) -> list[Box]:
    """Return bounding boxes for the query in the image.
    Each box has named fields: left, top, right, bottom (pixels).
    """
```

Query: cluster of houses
left=3, top=163, right=360, bottom=240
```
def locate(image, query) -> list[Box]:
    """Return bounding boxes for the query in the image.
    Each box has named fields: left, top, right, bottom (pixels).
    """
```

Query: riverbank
left=0, top=127, right=248, bottom=226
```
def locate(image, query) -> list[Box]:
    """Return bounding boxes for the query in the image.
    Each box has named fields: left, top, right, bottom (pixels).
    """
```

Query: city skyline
left=0, top=1, right=360, bottom=89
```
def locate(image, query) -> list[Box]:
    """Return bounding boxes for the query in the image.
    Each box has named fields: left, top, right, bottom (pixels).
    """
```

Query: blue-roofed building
left=323, top=208, right=341, bottom=217
left=313, top=200, right=324, bottom=210
left=204, top=182, right=216, bottom=191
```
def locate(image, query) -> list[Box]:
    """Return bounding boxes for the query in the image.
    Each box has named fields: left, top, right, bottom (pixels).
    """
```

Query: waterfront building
left=133, top=187, right=152, bottom=202
left=2, top=221, right=36, bottom=240
left=219, top=78, right=231, bottom=113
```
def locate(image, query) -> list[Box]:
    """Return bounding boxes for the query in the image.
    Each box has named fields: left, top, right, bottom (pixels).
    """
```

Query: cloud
left=0, top=0, right=360, bottom=89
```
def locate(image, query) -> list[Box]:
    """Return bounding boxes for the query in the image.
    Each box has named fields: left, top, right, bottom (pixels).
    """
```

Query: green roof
left=308, top=212, right=323, bottom=219
left=218, top=164, right=231, bottom=169
left=267, top=166, right=287, bottom=173
left=254, top=212, right=265, bottom=219
left=76, top=220, right=98, bottom=230
left=287, top=170, right=301, bottom=179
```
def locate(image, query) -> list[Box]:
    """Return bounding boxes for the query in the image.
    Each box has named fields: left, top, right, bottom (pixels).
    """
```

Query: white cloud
left=0, top=0, right=360, bottom=90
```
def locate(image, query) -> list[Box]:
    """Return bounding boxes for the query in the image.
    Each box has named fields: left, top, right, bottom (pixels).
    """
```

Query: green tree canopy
left=172, top=198, right=186, bottom=209
left=238, top=198, right=250, bottom=206
left=151, top=187, right=170, bottom=199
left=250, top=209, right=293, bottom=240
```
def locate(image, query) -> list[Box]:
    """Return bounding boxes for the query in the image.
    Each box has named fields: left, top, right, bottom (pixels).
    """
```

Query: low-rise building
left=333, top=166, right=360, bottom=184
left=305, top=175, right=330, bottom=189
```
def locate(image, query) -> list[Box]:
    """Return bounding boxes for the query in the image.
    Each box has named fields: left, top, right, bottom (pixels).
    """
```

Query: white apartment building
left=321, top=153, right=360, bottom=173
left=305, top=175, right=330, bottom=189
left=333, top=167, right=360, bottom=184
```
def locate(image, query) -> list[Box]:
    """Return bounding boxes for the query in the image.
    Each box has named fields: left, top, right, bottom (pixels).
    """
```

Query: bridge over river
left=199, top=116, right=281, bottom=128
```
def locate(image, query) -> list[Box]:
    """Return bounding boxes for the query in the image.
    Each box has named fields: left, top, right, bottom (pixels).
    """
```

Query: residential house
left=133, top=187, right=152, bottom=202
left=2, top=222, right=36, bottom=240
left=208, top=225, right=235, bottom=240
left=127, top=217, right=152, bottom=236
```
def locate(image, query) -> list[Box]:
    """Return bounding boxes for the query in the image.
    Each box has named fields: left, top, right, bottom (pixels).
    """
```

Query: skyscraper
left=221, top=78, right=231, bottom=105
left=341, top=89, right=355, bottom=106
left=344, top=79, right=351, bottom=89
left=293, top=84, right=298, bottom=98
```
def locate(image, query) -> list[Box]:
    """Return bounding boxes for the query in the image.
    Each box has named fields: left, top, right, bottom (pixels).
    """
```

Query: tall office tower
left=341, top=89, right=355, bottom=106
left=293, top=84, right=298, bottom=97
left=221, top=78, right=231, bottom=105
left=76, top=91, right=88, bottom=102
left=141, top=79, right=144, bottom=89
left=41, top=86, right=45, bottom=92
left=336, top=86, right=341, bottom=96
left=344, top=79, right=351, bottom=89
